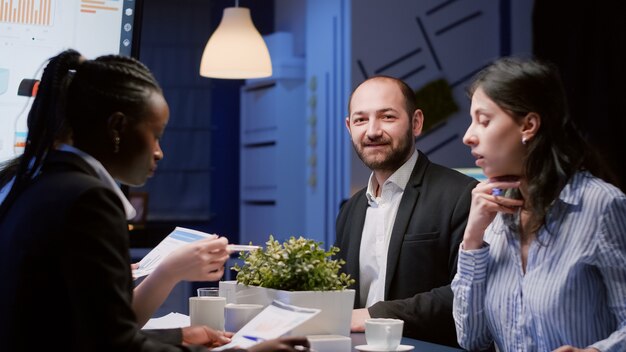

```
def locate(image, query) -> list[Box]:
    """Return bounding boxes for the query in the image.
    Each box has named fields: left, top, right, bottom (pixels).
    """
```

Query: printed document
left=142, top=312, right=190, bottom=329
left=133, top=227, right=216, bottom=278
left=212, top=300, right=320, bottom=350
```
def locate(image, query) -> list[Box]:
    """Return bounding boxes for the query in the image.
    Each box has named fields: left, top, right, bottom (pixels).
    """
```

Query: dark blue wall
left=133, top=0, right=274, bottom=245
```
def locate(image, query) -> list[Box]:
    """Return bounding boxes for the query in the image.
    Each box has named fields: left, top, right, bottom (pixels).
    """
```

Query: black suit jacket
left=335, top=151, right=477, bottom=347
left=0, top=151, right=210, bottom=351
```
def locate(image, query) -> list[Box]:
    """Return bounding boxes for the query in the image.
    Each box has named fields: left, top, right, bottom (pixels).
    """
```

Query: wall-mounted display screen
left=0, top=0, right=142, bottom=163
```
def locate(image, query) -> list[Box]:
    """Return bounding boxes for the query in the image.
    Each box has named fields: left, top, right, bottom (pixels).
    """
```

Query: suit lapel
left=348, top=191, right=369, bottom=305
left=384, top=153, right=430, bottom=297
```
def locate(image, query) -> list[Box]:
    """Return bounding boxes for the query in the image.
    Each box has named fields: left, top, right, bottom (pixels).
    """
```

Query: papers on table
left=211, top=300, right=320, bottom=350
left=133, top=227, right=217, bottom=278
left=142, top=312, right=190, bottom=329
left=141, top=301, right=318, bottom=350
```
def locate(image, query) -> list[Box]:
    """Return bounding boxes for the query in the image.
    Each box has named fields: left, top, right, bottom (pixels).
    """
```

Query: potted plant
left=220, top=236, right=356, bottom=336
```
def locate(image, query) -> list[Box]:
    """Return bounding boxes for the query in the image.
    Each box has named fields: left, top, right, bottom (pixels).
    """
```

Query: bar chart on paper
left=0, top=0, right=55, bottom=26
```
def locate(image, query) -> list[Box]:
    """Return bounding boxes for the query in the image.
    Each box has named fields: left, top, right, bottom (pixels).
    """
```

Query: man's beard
left=352, top=128, right=414, bottom=172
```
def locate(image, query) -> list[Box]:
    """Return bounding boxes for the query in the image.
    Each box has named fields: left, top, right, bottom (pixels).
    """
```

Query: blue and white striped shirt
left=452, top=171, right=626, bottom=351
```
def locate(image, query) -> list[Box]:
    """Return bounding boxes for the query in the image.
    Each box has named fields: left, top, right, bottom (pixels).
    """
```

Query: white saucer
left=354, top=344, right=414, bottom=352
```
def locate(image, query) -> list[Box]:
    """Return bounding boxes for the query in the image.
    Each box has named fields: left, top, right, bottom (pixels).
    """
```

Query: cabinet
left=239, top=33, right=306, bottom=246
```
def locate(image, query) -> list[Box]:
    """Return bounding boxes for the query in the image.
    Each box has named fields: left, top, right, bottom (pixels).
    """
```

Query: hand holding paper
left=133, top=227, right=226, bottom=279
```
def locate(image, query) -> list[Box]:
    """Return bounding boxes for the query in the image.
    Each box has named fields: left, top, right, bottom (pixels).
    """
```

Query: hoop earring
left=113, top=135, right=120, bottom=154
left=522, top=137, right=527, bottom=145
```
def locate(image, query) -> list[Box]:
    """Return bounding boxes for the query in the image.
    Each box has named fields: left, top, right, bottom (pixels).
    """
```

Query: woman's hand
left=463, top=177, right=523, bottom=250
left=153, top=236, right=230, bottom=283
left=132, top=236, right=230, bottom=326
left=181, top=325, right=232, bottom=347
left=247, top=336, right=310, bottom=352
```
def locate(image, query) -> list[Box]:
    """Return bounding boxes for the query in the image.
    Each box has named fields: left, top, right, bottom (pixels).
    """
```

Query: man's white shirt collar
left=365, top=149, right=418, bottom=204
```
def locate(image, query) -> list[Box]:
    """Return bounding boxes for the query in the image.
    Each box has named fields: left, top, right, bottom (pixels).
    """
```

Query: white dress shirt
left=359, top=150, right=418, bottom=308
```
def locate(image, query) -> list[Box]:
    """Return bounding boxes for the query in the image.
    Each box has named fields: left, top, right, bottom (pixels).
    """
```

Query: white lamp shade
left=200, top=7, right=272, bottom=79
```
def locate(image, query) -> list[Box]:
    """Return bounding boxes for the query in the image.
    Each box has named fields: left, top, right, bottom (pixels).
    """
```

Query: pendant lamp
left=199, top=4, right=272, bottom=79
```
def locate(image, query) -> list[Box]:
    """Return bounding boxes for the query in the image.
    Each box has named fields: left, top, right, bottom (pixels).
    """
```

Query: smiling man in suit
left=335, top=76, right=477, bottom=347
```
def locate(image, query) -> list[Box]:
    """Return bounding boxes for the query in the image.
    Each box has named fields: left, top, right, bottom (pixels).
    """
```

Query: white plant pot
left=219, top=281, right=355, bottom=336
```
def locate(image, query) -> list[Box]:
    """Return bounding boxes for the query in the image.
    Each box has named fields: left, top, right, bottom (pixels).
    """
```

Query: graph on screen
left=0, top=0, right=141, bottom=163
left=0, top=0, right=54, bottom=26
left=80, top=0, right=118, bottom=14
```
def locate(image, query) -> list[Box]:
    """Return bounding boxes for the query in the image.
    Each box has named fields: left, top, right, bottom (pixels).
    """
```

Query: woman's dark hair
left=66, top=54, right=162, bottom=147
left=1, top=49, right=161, bottom=212
left=468, top=57, right=613, bottom=235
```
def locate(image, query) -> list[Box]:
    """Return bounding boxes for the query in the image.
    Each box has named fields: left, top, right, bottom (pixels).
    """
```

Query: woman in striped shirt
left=452, top=58, right=626, bottom=351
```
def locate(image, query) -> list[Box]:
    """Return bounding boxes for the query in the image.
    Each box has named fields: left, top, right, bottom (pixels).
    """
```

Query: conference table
left=350, top=333, right=463, bottom=352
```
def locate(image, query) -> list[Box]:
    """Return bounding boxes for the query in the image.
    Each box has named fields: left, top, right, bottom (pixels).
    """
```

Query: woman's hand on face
left=155, top=236, right=230, bottom=283
left=247, top=336, right=310, bottom=352
left=463, top=178, right=523, bottom=250
left=181, top=325, right=232, bottom=347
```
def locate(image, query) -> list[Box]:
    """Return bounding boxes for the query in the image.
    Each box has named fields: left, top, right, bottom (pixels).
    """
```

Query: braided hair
left=66, top=53, right=162, bottom=148
left=5, top=50, right=82, bottom=196
left=1, top=49, right=162, bottom=213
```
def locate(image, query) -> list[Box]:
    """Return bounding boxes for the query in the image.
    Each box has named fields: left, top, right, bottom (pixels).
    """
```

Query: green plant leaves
left=232, top=235, right=355, bottom=291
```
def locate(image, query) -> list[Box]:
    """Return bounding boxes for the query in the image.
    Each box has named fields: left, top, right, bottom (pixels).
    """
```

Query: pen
left=242, top=335, right=265, bottom=342
left=228, top=244, right=261, bottom=251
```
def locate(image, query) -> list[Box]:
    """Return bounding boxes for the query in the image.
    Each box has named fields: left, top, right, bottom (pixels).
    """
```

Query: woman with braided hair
left=0, top=55, right=229, bottom=331
left=0, top=49, right=309, bottom=352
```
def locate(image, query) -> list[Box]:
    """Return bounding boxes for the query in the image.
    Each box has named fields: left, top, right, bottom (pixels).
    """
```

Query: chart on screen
left=0, top=0, right=141, bottom=163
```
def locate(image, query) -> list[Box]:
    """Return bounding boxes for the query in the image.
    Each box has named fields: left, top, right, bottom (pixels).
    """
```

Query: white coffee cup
left=364, top=318, right=403, bottom=350
left=224, top=303, right=264, bottom=332
left=189, top=296, right=226, bottom=330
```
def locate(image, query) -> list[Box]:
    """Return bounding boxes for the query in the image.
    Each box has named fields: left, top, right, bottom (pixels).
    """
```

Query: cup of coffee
left=189, top=296, right=226, bottom=330
left=224, top=303, right=264, bottom=332
left=364, top=318, right=403, bottom=350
